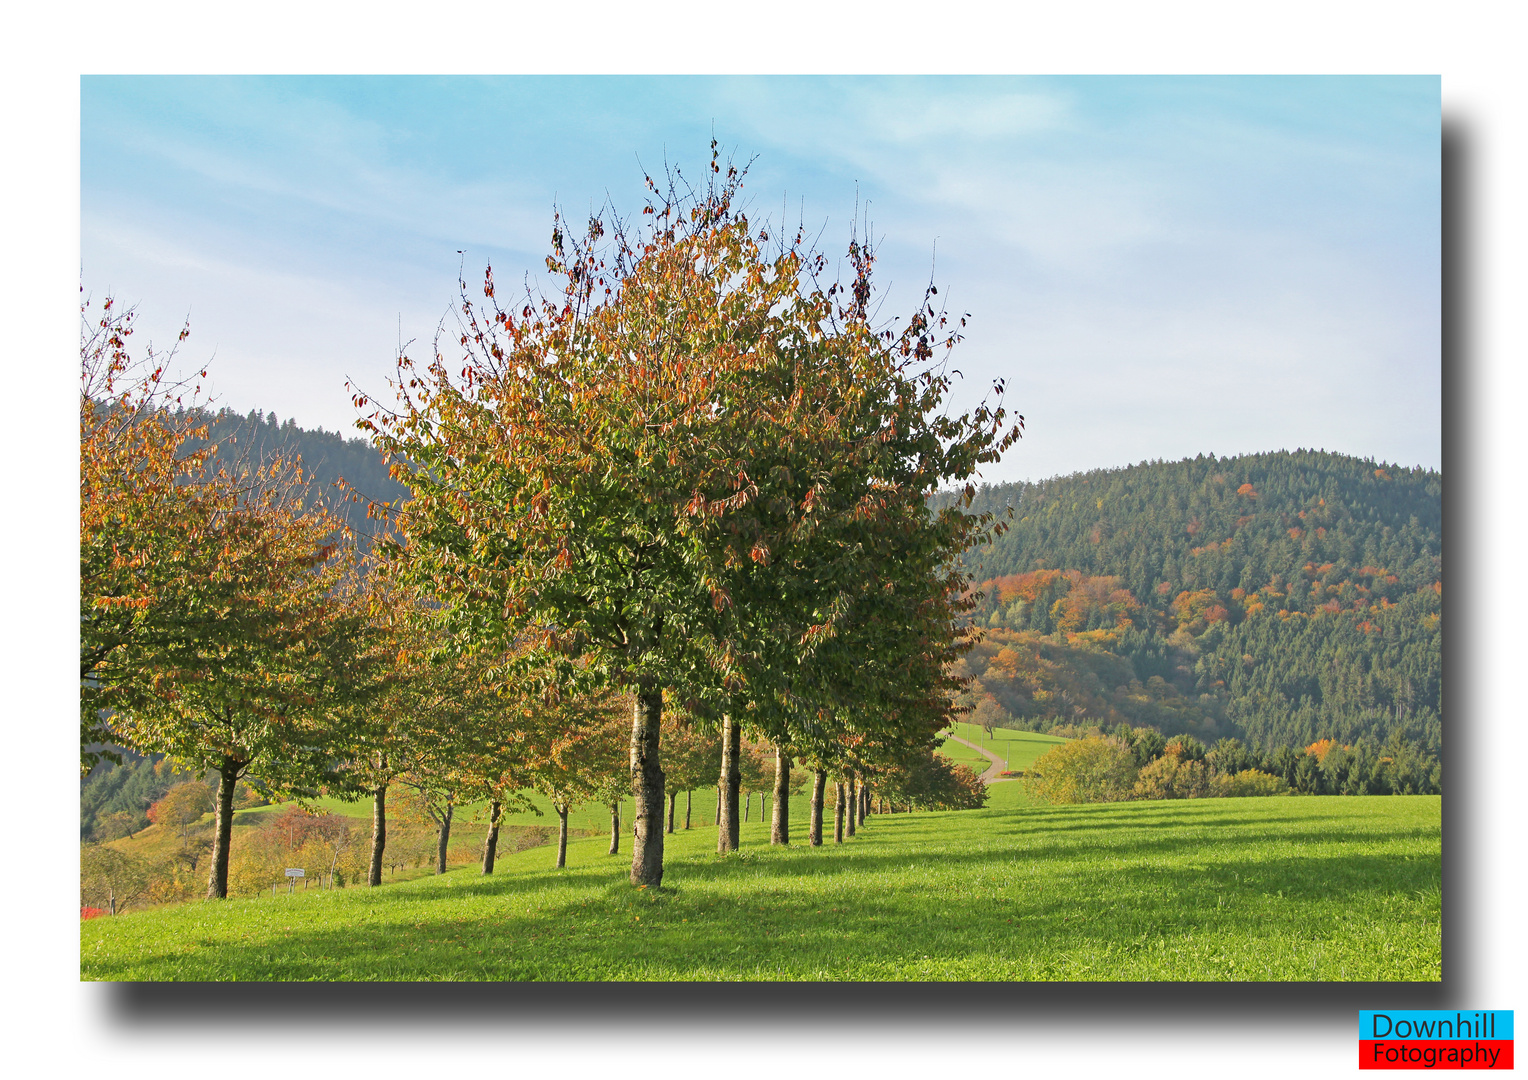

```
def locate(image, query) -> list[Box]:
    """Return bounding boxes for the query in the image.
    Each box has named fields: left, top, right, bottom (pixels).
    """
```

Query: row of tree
left=81, top=150, right=1013, bottom=899
left=1028, top=726, right=1440, bottom=804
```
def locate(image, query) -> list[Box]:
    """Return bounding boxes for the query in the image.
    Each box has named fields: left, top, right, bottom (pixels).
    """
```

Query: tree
left=80, top=843, right=153, bottom=915
left=1029, top=737, right=1139, bottom=804
left=661, top=710, right=721, bottom=833
left=103, top=458, right=370, bottom=899
left=365, top=147, right=1018, bottom=887
left=524, top=693, right=629, bottom=869
left=80, top=292, right=213, bottom=774
left=145, top=781, right=213, bottom=840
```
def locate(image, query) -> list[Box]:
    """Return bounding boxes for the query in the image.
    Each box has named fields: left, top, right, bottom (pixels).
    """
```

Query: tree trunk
left=630, top=682, right=665, bottom=886
left=204, top=759, right=241, bottom=899
left=859, top=783, right=869, bottom=826
left=771, top=743, right=791, bottom=845
left=845, top=776, right=857, bottom=837
left=555, top=803, right=569, bottom=869
left=368, top=783, right=387, bottom=887
left=809, top=768, right=825, bottom=846
left=609, top=801, right=621, bottom=855
left=435, top=802, right=453, bottom=874
left=744, top=791, right=751, bottom=823
left=667, top=790, right=677, bottom=834
left=481, top=798, right=502, bottom=875
left=685, top=789, right=692, bottom=830
left=833, top=781, right=845, bottom=844
left=717, top=713, right=741, bottom=853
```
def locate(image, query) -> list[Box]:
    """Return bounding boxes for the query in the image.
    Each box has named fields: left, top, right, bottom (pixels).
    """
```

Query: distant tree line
left=1028, top=726, right=1440, bottom=805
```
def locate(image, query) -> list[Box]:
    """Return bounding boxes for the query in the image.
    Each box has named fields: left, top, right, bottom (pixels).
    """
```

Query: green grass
left=941, top=722, right=1068, bottom=773
left=935, top=732, right=994, bottom=772
left=238, top=785, right=792, bottom=837
left=81, top=794, right=1440, bottom=981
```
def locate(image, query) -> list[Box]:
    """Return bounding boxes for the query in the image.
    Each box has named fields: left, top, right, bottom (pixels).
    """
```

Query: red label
left=1360, top=1041, right=1514, bottom=1069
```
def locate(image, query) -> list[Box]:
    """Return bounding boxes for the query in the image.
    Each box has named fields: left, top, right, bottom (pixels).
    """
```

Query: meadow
left=940, top=722, right=1067, bottom=774
left=81, top=793, right=1441, bottom=981
left=227, top=724, right=1043, bottom=843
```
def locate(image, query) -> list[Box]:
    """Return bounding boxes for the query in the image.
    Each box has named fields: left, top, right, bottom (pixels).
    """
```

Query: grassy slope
left=237, top=784, right=794, bottom=838
left=82, top=794, right=1440, bottom=981
left=229, top=725, right=1057, bottom=833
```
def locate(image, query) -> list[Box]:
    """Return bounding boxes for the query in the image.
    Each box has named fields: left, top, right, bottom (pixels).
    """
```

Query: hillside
left=98, top=421, right=1441, bottom=764
left=943, top=451, right=1441, bottom=757
left=190, top=408, right=411, bottom=544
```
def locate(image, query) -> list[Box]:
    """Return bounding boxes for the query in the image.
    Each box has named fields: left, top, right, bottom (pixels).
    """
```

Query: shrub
left=1213, top=768, right=1291, bottom=798
left=1029, top=737, right=1138, bottom=804
left=1133, top=755, right=1210, bottom=799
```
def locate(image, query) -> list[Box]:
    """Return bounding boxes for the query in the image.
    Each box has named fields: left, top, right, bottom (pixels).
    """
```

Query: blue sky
left=81, top=75, right=1440, bottom=484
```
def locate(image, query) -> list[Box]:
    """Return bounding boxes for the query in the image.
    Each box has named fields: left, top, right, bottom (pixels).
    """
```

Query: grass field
left=236, top=781, right=828, bottom=840
left=939, top=722, right=1068, bottom=773
left=82, top=794, right=1440, bottom=981
left=219, top=725, right=1055, bottom=836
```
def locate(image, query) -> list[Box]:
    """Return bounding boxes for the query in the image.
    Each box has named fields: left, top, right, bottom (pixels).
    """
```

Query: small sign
left=284, top=868, right=305, bottom=878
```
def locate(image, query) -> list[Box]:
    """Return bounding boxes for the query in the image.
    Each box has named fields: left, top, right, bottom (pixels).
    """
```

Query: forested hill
left=937, top=451, right=1442, bottom=760
left=197, top=409, right=410, bottom=543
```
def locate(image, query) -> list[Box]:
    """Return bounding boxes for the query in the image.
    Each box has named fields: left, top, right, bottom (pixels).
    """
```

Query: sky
left=80, top=74, right=1441, bottom=486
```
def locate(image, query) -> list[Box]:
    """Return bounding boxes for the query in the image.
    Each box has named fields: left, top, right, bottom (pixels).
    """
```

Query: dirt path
left=944, top=733, right=1009, bottom=784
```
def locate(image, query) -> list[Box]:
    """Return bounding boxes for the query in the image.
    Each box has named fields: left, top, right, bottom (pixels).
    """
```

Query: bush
left=1133, top=755, right=1210, bottom=799
left=1212, top=768, right=1291, bottom=798
left=1029, top=737, right=1138, bottom=804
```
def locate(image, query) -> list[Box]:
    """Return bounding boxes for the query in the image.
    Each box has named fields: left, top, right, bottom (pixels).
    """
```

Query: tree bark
left=717, top=713, right=741, bottom=853
left=481, top=799, right=502, bottom=875
left=845, top=775, right=857, bottom=837
left=435, top=802, right=453, bottom=874
left=744, top=791, right=751, bottom=823
left=859, top=783, right=869, bottom=826
left=609, top=801, right=621, bottom=855
left=204, top=759, right=242, bottom=899
left=833, top=781, right=845, bottom=844
left=666, top=790, right=677, bottom=834
left=630, top=683, right=665, bottom=886
left=685, top=789, right=692, bottom=830
left=771, top=743, right=791, bottom=845
left=555, top=803, right=569, bottom=869
left=368, top=783, right=387, bottom=887
left=809, top=768, right=825, bottom=846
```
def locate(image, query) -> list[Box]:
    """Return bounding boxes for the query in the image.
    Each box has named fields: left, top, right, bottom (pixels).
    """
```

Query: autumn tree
left=104, top=462, right=370, bottom=899
left=80, top=844, right=153, bottom=916
left=80, top=292, right=212, bottom=774
left=523, top=692, right=629, bottom=869
left=364, top=147, right=1017, bottom=887
left=146, top=781, right=213, bottom=840
left=660, top=710, right=721, bottom=833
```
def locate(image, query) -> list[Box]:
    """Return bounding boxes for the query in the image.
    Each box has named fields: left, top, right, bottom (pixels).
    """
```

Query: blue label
left=1361, top=1011, right=1514, bottom=1041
